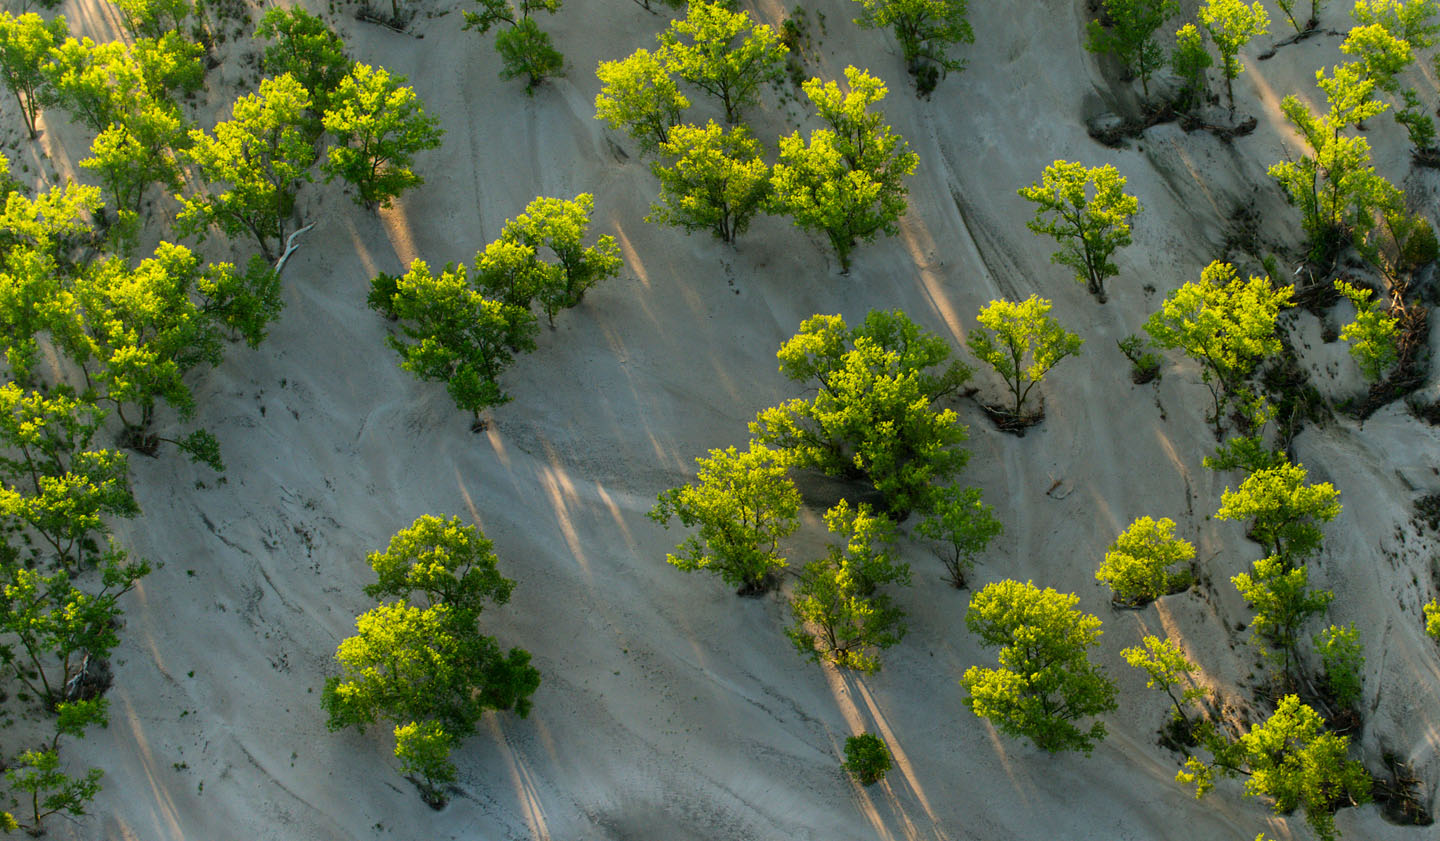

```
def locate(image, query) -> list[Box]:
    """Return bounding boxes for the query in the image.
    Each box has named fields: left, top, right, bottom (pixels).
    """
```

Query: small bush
left=1118, top=334, right=1161, bottom=384
left=843, top=733, right=892, bottom=785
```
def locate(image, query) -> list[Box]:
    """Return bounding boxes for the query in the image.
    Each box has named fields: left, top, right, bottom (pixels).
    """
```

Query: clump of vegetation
left=966, top=295, right=1083, bottom=426
left=1096, top=516, right=1194, bottom=606
left=1117, top=334, right=1162, bottom=384
left=842, top=732, right=893, bottom=785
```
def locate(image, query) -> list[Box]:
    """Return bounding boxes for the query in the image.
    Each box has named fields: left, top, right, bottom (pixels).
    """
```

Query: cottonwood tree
left=1096, top=516, right=1194, bottom=606
left=648, top=120, right=769, bottom=244
left=1313, top=623, right=1364, bottom=709
left=179, top=73, right=317, bottom=261
left=1085, top=0, right=1178, bottom=97
left=322, top=63, right=444, bottom=209
left=594, top=48, right=689, bottom=153
left=463, top=0, right=564, bottom=91
left=1172, top=23, right=1214, bottom=111
left=323, top=516, right=540, bottom=807
left=770, top=67, right=918, bottom=273
left=1333, top=280, right=1398, bottom=381
left=486, top=194, right=622, bottom=324
left=1018, top=160, right=1139, bottom=302
left=1179, top=695, right=1370, bottom=841
left=1121, top=634, right=1205, bottom=730
left=255, top=6, right=352, bottom=127
left=966, top=295, right=1082, bottom=422
left=1232, top=556, right=1334, bottom=681
left=0, top=11, right=68, bottom=138
left=752, top=310, right=970, bottom=515
left=852, top=0, right=974, bottom=91
left=787, top=500, right=910, bottom=673
left=1143, top=260, right=1293, bottom=436
left=914, top=484, right=1001, bottom=587
left=373, top=259, right=537, bottom=425
left=649, top=445, right=800, bottom=595
left=1216, top=458, right=1340, bottom=565
left=659, top=0, right=787, bottom=124
left=1198, top=0, right=1269, bottom=115
left=961, top=579, right=1118, bottom=754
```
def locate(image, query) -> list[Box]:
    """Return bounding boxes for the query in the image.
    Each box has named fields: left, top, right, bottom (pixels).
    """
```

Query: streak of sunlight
left=537, top=440, right=589, bottom=575
left=486, top=718, right=553, bottom=841
left=118, top=692, right=186, bottom=840
left=379, top=200, right=421, bottom=270
left=899, top=219, right=965, bottom=343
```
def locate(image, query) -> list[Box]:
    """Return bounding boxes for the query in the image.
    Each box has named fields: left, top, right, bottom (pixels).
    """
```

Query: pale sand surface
left=6, top=0, right=1440, bottom=838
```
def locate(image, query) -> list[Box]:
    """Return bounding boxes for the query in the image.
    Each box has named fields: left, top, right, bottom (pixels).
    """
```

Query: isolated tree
left=649, top=445, right=801, bottom=594
left=1313, top=623, right=1364, bottom=709
left=1121, top=634, right=1204, bottom=729
left=1143, top=260, right=1293, bottom=436
left=463, top=0, right=564, bottom=91
left=961, top=579, right=1118, bottom=754
left=752, top=310, right=971, bottom=515
left=787, top=500, right=910, bottom=673
left=594, top=48, right=690, bottom=154
left=1179, top=695, right=1370, bottom=841
left=966, top=295, right=1083, bottom=420
left=497, top=194, right=622, bottom=324
left=254, top=6, right=352, bottom=120
left=648, top=120, right=769, bottom=243
left=375, top=259, right=537, bottom=423
left=1216, top=458, right=1340, bottom=564
left=659, top=0, right=787, bottom=124
left=770, top=67, right=918, bottom=272
left=4, top=749, right=103, bottom=835
left=1085, top=0, right=1179, bottom=97
left=1232, top=556, right=1334, bottom=681
left=179, top=73, right=317, bottom=261
left=1018, top=160, right=1140, bottom=302
left=852, top=0, right=975, bottom=88
left=322, top=63, right=444, bottom=209
left=0, top=546, right=150, bottom=705
left=1172, top=23, right=1214, bottom=111
left=1333, top=280, right=1398, bottom=381
left=1198, top=0, right=1269, bottom=115
left=0, top=12, right=67, bottom=138
left=842, top=732, right=893, bottom=784
left=1096, top=516, right=1194, bottom=606
left=914, top=484, right=1001, bottom=587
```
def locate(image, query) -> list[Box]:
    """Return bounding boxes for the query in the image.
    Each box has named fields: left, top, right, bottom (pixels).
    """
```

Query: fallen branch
left=274, top=222, right=316, bottom=276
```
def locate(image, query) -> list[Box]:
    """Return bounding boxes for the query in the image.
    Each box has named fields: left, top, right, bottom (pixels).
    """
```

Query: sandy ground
left=6, top=0, right=1440, bottom=838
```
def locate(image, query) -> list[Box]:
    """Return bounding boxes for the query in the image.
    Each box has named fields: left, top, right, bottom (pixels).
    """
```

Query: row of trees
left=368, top=194, right=621, bottom=426
left=595, top=3, right=920, bottom=271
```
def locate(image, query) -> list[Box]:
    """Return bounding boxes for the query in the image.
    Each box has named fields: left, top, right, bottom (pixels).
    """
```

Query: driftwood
left=274, top=222, right=316, bottom=276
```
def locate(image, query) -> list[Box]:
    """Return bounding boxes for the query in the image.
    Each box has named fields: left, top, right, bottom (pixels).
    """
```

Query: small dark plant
left=1118, top=334, right=1161, bottom=383
left=843, top=733, right=892, bottom=785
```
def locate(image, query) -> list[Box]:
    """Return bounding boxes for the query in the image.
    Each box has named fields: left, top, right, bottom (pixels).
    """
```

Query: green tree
left=1424, top=598, right=1440, bottom=639
left=178, top=73, right=317, bottom=261
left=770, top=67, right=918, bottom=273
left=1143, top=260, right=1293, bottom=436
left=1333, top=279, right=1398, bottom=381
left=113, top=0, right=191, bottom=39
left=1313, top=623, right=1364, bottom=709
left=594, top=48, right=690, bottom=154
left=0, top=11, right=67, bottom=138
left=363, top=514, right=517, bottom=615
left=1179, top=695, right=1370, bottom=841
left=393, top=720, right=457, bottom=808
left=254, top=6, right=352, bottom=120
left=1216, top=458, right=1340, bottom=564
left=1018, top=160, right=1140, bottom=302
left=1121, top=634, right=1204, bottom=729
left=752, top=310, right=970, bottom=515
left=321, top=63, right=443, bottom=209
left=966, top=295, right=1083, bottom=420
left=373, top=259, right=537, bottom=424
left=1351, top=0, right=1440, bottom=46
left=1198, top=0, right=1269, bottom=115
left=1232, top=556, right=1334, bottom=681
left=914, top=484, right=1001, bottom=587
left=787, top=500, right=910, bottom=673
left=659, top=0, right=787, bottom=124
left=842, top=732, right=892, bottom=785
left=3, top=748, right=103, bottom=835
left=1085, top=0, right=1179, bottom=97
left=0, top=448, right=137, bottom=568
left=1172, top=23, right=1214, bottom=111
left=494, top=194, right=622, bottom=324
left=852, top=0, right=974, bottom=86
left=1096, top=516, right=1194, bottom=606
left=649, top=445, right=800, bottom=595
left=961, top=579, right=1118, bottom=754
left=78, top=97, right=187, bottom=219
left=463, top=0, right=564, bottom=91
left=647, top=120, right=769, bottom=244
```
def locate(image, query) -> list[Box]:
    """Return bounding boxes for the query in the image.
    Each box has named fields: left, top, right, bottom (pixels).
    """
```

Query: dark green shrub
left=843, top=732, right=892, bottom=785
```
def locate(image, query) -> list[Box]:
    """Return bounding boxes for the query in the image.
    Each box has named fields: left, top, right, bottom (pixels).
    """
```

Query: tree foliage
left=1232, top=556, right=1334, bottom=681
left=649, top=445, right=800, bottom=594
left=961, top=579, right=1118, bottom=754
left=852, top=0, right=974, bottom=86
left=0, top=11, right=68, bottom=138
left=1143, top=260, right=1293, bottom=436
left=1216, top=458, right=1340, bottom=564
left=1018, top=160, right=1139, bottom=301
left=255, top=6, right=352, bottom=120
left=1096, top=516, right=1194, bottom=605
left=1086, top=0, right=1178, bottom=97
left=322, top=63, right=444, bottom=209
left=1121, top=634, right=1205, bottom=726
left=1313, top=623, right=1364, bottom=709
left=594, top=48, right=690, bottom=154
left=843, top=732, right=892, bottom=785
left=1172, top=23, right=1214, bottom=112
left=482, top=193, right=622, bottom=324
left=914, top=484, right=1001, bottom=587
left=659, top=0, right=787, bottom=124
left=1333, top=280, right=1398, bottom=382
left=464, top=0, right=564, bottom=91
left=1198, top=0, right=1269, bottom=114
left=787, top=500, right=909, bottom=673
left=966, top=295, right=1082, bottom=420
left=648, top=120, right=770, bottom=244
left=769, top=67, right=918, bottom=272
